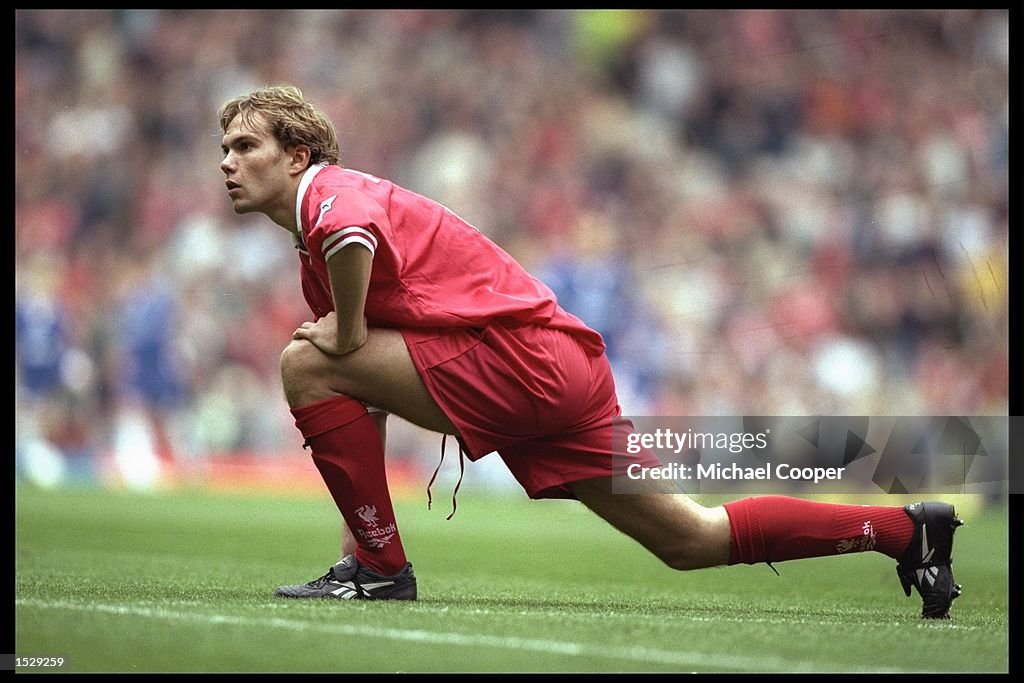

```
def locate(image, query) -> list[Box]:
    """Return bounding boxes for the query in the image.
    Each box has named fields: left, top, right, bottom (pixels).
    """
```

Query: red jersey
left=291, top=164, right=604, bottom=354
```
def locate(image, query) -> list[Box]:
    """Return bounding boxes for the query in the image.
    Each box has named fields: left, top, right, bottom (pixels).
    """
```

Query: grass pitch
left=15, top=484, right=1010, bottom=673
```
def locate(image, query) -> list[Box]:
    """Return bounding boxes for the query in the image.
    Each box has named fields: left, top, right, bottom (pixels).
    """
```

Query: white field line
left=395, top=603, right=993, bottom=632
left=15, top=597, right=900, bottom=673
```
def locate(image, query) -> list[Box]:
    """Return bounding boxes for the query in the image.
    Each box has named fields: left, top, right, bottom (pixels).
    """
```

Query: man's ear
left=287, top=145, right=313, bottom=175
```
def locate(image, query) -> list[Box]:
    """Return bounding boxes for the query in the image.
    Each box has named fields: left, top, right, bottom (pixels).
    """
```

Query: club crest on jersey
left=315, top=194, right=338, bottom=228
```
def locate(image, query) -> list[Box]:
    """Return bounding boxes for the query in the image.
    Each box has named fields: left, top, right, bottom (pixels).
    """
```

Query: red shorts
left=401, top=323, right=659, bottom=499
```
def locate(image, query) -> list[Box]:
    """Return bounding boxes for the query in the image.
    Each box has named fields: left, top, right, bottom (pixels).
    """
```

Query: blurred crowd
left=15, top=10, right=1008, bottom=489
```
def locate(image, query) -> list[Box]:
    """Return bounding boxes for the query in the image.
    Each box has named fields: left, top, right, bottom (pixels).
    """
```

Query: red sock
left=723, top=496, right=914, bottom=565
left=291, top=395, right=407, bottom=575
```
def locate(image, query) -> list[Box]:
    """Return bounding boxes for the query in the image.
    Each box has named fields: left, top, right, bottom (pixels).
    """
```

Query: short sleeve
left=307, top=187, right=388, bottom=262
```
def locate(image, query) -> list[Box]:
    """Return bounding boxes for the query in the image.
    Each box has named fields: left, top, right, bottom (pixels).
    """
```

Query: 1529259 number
left=14, top=656, right=68, bottom=669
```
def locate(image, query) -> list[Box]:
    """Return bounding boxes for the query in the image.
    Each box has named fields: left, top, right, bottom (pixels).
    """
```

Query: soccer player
left=217, top=85, right=962, bottom=618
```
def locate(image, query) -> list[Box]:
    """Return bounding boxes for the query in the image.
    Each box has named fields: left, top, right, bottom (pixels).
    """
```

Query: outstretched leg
left=568, top=476, right=732, bottom=570
left=570, top=476, right=916, bottom=568
left=570, top=476, right=962, bottom=617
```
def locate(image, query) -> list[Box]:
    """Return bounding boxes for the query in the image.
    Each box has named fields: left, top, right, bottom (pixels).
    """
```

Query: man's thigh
left=283, top=327, right=457, bottom=434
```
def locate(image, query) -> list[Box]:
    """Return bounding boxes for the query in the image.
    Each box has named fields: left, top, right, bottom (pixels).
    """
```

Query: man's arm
left=291, top=243, right=372, bottom=355
left=327, top=243, right=372, bottom=354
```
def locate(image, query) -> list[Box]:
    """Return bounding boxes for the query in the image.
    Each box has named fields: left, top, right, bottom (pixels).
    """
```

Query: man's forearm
left=327, top=243, right=374, bottom=355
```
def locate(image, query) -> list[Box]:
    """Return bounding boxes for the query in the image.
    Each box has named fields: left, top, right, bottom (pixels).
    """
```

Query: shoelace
left=306, top=567, right=336, bottom=588
left=427, top=434, right=465, bottom=520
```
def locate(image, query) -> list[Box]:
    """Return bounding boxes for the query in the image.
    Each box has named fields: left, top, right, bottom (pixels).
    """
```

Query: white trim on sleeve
left=322, top=226, right=378, bottom=261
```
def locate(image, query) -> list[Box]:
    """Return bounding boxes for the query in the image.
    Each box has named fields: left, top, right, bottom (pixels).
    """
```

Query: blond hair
left=218, top=85, right=339, bottom=166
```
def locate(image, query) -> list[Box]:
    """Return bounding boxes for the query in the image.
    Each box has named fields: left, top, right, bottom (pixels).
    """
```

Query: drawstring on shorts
left=427, top=434, right=465, bottom=520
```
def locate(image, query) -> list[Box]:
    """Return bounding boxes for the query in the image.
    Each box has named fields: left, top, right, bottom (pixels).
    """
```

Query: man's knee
left=280, top=339, right=337, bottom=407
left=571, top=478, right=731, bottom=571
left=280, top=339, right=315, bottom=385
left=656, top=546, right=704, bottom=571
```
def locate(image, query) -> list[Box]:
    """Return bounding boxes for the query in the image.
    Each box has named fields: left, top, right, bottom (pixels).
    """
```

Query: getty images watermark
left=610, top=416, right=1015, bottom=495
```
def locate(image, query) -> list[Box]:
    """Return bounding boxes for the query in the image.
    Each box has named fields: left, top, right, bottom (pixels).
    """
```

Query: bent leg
left=280, top=328, right=454, bottom=576
left=568, top=476, right=732, bottom=570
left=279, top=327, right=456, bottom=434
left=337, top=410, right=388, bottom=560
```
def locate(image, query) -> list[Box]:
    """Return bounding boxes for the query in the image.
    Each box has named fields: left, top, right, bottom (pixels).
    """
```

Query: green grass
left=15, top=485, right=1010, bottom=673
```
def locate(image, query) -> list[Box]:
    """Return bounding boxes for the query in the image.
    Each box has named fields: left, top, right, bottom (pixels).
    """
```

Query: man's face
left=220, top=113, right=294, bottom=217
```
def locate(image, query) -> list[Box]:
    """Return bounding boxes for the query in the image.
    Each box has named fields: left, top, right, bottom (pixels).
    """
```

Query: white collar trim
left=294, top=163, right=328, bottom=233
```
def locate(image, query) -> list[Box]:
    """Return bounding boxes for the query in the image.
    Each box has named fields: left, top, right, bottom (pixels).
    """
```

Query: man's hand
left=293, top=311, right=368, bottom=356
